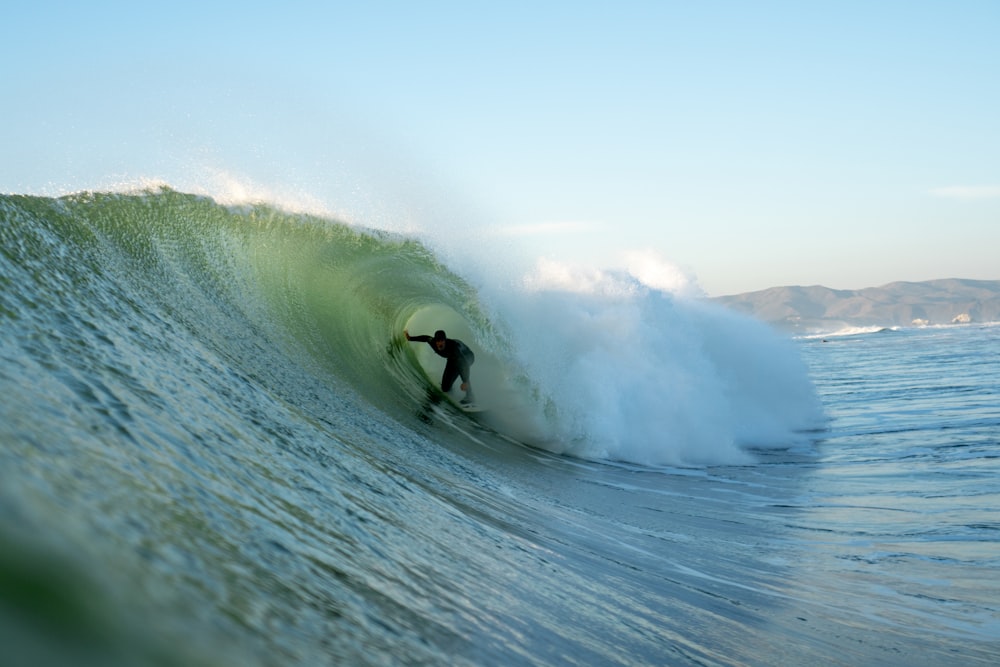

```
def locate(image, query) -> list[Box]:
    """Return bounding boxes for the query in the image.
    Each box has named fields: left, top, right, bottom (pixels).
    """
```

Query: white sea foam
left=482, top=257, right=823, bottom=465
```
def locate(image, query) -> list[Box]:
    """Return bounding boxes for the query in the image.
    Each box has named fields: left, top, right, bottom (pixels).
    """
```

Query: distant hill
left=712, top=278, right=1000, bottom=334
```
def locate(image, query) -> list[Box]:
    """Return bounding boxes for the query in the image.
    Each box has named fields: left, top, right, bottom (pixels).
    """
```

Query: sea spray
left=479, top=258, right=823, bottom=465
left=396, top=205, right=824, bottom=464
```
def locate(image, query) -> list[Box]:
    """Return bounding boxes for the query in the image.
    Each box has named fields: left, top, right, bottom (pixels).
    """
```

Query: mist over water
left=473, top=258, right=822, bottom=464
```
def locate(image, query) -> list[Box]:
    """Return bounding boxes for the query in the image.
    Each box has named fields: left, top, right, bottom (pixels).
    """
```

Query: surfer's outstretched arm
left=405, top=330, right=432, bottom=343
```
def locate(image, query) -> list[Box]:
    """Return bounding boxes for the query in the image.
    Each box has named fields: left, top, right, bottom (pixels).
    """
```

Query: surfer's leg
left=458, top=360, right=474, bottom=402
left=441, top=360, right=460, bottom=392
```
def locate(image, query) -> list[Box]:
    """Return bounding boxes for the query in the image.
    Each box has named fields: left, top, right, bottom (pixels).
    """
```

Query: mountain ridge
left=712, top=278, right=1000, bottom=333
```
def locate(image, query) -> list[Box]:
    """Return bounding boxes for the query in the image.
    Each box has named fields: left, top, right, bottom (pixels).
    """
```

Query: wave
left=799, top=319, right=1000, bottom=341
left=0, top=186, right=821, bottom=466
left=799, top=325, right=901, bottom=339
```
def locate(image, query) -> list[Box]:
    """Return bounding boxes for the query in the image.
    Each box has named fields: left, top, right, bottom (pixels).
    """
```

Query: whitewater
left=1, top=187, right=997, bottom=666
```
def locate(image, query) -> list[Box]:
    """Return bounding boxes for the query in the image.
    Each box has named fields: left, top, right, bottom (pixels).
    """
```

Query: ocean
left=1, top=188, right=997, bottom=666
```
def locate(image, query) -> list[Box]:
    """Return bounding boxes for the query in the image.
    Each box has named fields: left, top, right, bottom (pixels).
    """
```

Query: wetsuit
left=409, top=335, right=475, bottom=395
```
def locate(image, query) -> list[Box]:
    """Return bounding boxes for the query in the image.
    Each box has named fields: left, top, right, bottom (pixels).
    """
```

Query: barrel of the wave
left=401, top=304, right=549, bottom=444
left=403, top=305, right=489, bottom=412
left=404, top=328, right=483, bottom=410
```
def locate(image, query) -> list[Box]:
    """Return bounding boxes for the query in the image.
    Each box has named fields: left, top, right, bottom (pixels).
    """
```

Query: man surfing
left=404, top=329, right=476, bottom=404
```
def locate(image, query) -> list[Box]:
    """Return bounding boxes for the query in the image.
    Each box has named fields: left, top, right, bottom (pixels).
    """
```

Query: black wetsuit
left=410, top=335, right=475, bottom=395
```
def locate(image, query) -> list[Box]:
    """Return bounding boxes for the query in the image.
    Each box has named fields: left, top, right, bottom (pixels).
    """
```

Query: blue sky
left=3, top=1, right=998, bottom=295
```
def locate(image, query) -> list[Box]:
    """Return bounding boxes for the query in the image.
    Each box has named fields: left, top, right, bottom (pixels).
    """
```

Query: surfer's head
left=433, top=330, right=447, bottom=352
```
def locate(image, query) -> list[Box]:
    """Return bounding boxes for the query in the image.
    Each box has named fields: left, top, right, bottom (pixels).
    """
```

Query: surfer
left=404, top=329, right=476, bottom=404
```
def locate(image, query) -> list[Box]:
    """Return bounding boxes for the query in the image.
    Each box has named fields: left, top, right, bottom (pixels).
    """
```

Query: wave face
left=1, top=188, right=820, bottom=465
left=1, top=188, right=836, bottom=665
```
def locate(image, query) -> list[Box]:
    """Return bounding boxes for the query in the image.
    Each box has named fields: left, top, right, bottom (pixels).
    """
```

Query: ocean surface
left=1, top=189, right=997, bottom=666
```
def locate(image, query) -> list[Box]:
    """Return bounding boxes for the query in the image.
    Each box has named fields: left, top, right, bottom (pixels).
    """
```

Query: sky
left=2, top=1, right=998, bottom=296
